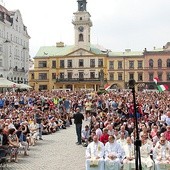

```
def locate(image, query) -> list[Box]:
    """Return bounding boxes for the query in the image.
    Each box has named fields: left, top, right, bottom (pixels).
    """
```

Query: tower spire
left=77, top=0, right=87, bottom=11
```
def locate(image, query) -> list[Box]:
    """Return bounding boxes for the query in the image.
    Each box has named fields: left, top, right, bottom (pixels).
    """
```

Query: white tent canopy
left=19, top=83, right=32, bottom=89
left=0, top=78, right=20, bottom=88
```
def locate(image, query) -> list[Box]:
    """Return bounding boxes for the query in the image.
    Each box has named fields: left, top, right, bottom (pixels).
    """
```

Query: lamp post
left=128, top=79, right=142, bottom=170
left=99, top=69, right=105, bottom=90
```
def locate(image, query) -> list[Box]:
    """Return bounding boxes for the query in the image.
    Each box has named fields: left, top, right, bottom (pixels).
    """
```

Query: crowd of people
left=0, top=90, right=75, bottom=165
left=0, top=89, right=170, bottom=170
left=81, top=90, right=170, bottom=170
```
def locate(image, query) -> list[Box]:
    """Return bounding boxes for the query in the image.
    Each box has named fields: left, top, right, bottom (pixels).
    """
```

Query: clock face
left=78, top=26, right=84, bottom=32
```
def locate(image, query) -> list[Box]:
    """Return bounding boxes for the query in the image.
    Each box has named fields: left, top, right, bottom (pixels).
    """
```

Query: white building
left=0, top=4, right=30, bottom=84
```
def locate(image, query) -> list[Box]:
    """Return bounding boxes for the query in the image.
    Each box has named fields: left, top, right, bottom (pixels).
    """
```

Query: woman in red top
left=100, top=128, right=109, bottom=145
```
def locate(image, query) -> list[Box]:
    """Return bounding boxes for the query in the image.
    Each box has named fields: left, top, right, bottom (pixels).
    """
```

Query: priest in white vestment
left=104, top=135, right=123, bottom=170
left=85, top=135, right=104, bottom=170
left=140, top=134, right=154, bottom=170
left=117, top=131, right=127, bottom=146
left=153, top=137, right=170, bottom=170
left=122, top=137, right=135, bottom=170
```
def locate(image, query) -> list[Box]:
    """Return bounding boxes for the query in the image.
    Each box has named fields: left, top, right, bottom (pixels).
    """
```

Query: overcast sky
left=3, top=0, right=170, bottom=57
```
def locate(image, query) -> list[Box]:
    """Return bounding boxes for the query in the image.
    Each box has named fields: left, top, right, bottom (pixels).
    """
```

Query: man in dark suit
left=73, top=107, right=84, bottom=145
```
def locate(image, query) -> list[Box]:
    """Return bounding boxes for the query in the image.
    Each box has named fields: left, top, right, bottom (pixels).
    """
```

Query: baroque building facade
left=0, top=4, right=30, bottom=84
left=29, top=0, right=170, bottom=91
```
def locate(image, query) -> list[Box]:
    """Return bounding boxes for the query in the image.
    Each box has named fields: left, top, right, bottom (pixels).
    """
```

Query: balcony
left=13, top=68, right=25, bottom=72
left=56, top=78, right=101, bottom=83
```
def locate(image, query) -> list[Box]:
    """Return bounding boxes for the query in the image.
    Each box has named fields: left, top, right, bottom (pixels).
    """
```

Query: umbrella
left=19, top=83, right=32, bottom=89
left=0, top=78, right=20, bottom=88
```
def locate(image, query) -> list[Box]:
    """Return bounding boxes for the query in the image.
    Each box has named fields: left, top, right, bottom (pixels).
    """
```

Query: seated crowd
left=0, top=90, right=74, bottom=165
left=83, top=91, right=170, bottom=170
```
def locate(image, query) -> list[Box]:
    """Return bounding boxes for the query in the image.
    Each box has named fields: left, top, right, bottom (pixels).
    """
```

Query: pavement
left=6, top=122, right=88, bottom=170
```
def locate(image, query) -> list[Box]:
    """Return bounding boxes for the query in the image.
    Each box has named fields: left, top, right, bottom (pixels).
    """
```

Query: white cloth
left=153, top=142, right=170, bottom=170
left=96, top=128, right=102, bottom=139
left=140, top=141, right=154, bottom=170
left=117, top=138, right=126, bottom=146
left=122, top=143, right=135, bottom=170
left=104, top=141, right=123, bottom=170
left=86, top=141, right=104, bottom=170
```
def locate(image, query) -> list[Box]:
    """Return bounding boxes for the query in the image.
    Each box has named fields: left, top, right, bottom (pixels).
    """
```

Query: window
left=109, top=73, right=114, bottom=81
left=138, top=61, right=143, bottom=68
left=109, top=61, right=114, bottom=69
left=67, top=60, right=72, bottom=68
left=60, top=60, right=64, bottom=68
left=0, top=59, right=2, bottom=67
left=158, top=59, right=162, bottom=68
left=167, top=73, right=170, bottom=81
left=118, top=73, right=122, bottom=80
left=138, top=73, right=143, bottom=81
left=98, top=59, right=103, bottom=67
left=129, top=73, right=134, bottom=80
left=118, top=61, right=122, bottom=69
left=167, top=59, right=170, bottom=68
left=39, top=73, right=47, bottom=80
left=90, top=59, right=95, bottom=67
left=52, top=73, right=56, bottom=80
left=31, top=73, right=34, bottom=79
left=149, top=59, right=153, bottom=68
left=79, top=59, right=84, bottom=67
left=90, top=72, right=95, bottom=79
left=158, top=72, right=162, bottom=81
left=38, top=61, right=47, bottom=68
left=68, top=72, right=72, bottom=79
left=129, top=61, right=134, bottom=69
left=0, top=44, right=2, bottom=52
left=39, top=85, right=47, bottom=90
left=0, top=12, right=4, bottom=21
left=60, top=72, right=64, bottom=79
left=52, top=60, right=56, bottom=68
left=79, top=72, right=84, bottom=80
left=149, top=73, right=154, bottom=81
left=79, top=34, right=84, bottom=41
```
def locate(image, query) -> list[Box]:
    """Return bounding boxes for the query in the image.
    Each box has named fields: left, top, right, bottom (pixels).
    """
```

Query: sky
left=3, top=0, right=170, bottom=57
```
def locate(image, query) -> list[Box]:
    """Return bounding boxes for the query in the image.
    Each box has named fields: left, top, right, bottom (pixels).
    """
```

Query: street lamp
left=99, top=69, right=105, bottom=90
left=128, top=79, right=142, bottom=170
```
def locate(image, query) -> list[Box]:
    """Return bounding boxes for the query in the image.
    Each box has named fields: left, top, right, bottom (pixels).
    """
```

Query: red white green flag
left=104, top=84, right=111, bottom=90
left=153, top=77, right=159, bottom=84
left=157, top=84, right=169, bottom=92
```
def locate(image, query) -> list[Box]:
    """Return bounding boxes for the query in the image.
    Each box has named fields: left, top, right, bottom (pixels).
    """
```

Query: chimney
left=56, top=42, right=64, bottom=47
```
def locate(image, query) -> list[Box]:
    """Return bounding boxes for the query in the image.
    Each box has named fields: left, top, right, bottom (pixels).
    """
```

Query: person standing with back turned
left=73, top=107, right=84, bottom=145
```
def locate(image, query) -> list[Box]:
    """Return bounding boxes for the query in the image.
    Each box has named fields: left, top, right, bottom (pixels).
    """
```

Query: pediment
left=66, top=48, right=96, bottom=57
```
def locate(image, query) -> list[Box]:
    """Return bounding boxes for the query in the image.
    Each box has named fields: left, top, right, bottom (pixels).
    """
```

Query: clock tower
left=72, top=0, right=92, bottom=50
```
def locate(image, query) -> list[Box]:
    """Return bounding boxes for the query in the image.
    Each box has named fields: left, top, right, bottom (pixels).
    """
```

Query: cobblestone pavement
left=6, top=122, right=88, bottom=170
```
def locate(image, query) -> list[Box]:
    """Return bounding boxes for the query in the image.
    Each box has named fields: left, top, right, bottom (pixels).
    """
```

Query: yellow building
left=29, top=0, right=170, bottom=91
left=107, top=49, right=144, bottom=89
left=29, top=43, right=108, bottom=91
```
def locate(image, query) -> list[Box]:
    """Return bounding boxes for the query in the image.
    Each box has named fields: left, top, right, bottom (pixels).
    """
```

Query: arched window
left=149, top=59, right=153, bottom=68
left=167, top=59, right=170, bottom=67
left=79, top=34, right=84, bottom=41
left=158, top=59, right=162, bottom=68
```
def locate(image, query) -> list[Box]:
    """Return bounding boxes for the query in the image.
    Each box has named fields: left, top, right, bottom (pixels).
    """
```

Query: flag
left=153, top=77, right=159, bottom=84
left=157, top=84, right=169, bottom=92
left=104, top=84, right=110, bottom=90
